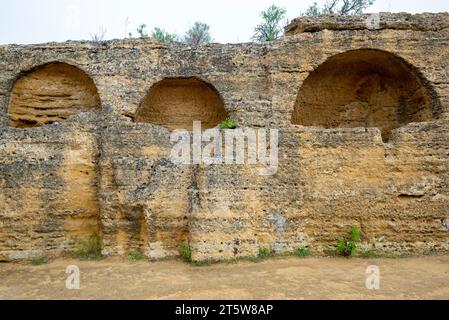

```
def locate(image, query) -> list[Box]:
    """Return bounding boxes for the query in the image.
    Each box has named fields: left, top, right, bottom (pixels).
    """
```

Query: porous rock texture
left=285, top=12, right=449, bottom=34
left=1, top=13, right=449, bottom=262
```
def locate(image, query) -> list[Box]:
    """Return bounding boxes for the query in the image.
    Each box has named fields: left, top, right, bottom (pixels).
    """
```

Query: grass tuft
left=294, top=246, right=311, bottom=257
left=128, top=250, right=146, bottom=261
left=179, top=242, right=192, bottom=262
left=246, top=247, right=275, bottom=262
left=72, top=234, right=104, bottom=261
left=31, top=257, right=49, bottom=266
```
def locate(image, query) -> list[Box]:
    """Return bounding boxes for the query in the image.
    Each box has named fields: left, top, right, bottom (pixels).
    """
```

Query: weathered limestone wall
left=0, top=116, right=100, bottom=260
left=1, top=13, right=448, bottom=262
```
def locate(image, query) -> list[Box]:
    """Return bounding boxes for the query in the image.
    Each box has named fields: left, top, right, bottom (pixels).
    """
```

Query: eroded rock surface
left=285, top=12, right=449, bottom=34
left=135, top=77, right=228, bottom=130
left=0, top=13, right=448, bottom=262
left=8, top=63, right=101, bottom=128
left=291, top=49, right=435, bottom=141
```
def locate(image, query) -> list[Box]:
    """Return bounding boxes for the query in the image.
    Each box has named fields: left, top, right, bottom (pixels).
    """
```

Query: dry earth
left=1, top=256, right=448, bottom=300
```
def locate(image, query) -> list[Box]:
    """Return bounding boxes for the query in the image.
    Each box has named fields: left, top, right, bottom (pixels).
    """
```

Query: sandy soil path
left=1, top=256, right=448, bottom=300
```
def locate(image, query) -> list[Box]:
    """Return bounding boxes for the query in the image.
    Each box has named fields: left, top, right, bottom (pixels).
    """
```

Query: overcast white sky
left=1, top=0, right=448, bottom=45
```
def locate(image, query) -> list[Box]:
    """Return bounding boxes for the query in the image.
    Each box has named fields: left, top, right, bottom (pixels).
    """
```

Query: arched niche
left=292, top=49, right=440, bottom=141
left=135, top=77, right=228, bottom=131
left=8, top=62, right=101, bottom=128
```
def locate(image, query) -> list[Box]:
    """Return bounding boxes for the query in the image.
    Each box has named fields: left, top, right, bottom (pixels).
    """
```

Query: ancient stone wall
left=0, top=13, right=448, bottom=262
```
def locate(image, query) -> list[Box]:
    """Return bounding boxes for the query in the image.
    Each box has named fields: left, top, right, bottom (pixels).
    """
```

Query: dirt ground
left=1, top=256, right=449, bottom=300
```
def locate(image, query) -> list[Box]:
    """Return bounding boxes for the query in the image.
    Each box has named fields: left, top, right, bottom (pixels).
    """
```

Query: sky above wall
left=1, top=0, right=448, bottom=45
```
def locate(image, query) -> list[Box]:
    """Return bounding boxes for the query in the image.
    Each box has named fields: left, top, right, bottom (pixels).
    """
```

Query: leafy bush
left=183, top=22, right=212, bottom=46
left=151, top=27, right=178, bottom=43
left=132, top=25, right=177, bottom=43
left=303, top=0, right=375, bottom=16
left=336, top=226, right=363, bottom=257
left=179, top=242, right=192, bottom=262
left=252, top=5, right=287, bottom=42
left=220, top=118, right=237, bottom=129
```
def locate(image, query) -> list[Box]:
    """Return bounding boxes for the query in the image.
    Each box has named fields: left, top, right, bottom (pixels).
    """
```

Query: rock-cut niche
left=291, top=49, right=439, bottom=142
left=135, top=77, right=228, bottom=131
left=8, top=62, right=101, bottom=128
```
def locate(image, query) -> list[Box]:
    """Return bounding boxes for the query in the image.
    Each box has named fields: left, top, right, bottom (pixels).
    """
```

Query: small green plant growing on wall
left=72, top=234, right=104, bottom=261
left=294, top=246, right=311, bottom=257
left=31, top=257, right=49, bottom=266
left=136, top=24, right=149, bottom=38
left=128, top=250, right=146, bottom=261
left=179, top=242, right=192, bottom=262
left=257, top=247, right=275, bottom=260
left=151, top=27, right=178, bottom=43
left=336, top=226, right=363, bottom=257
left=220, top=118, right=237, bottom=129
